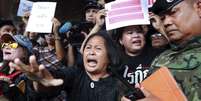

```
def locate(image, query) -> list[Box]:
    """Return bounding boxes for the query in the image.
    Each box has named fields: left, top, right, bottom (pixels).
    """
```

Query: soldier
left=150, top=0, right=201, bottom=101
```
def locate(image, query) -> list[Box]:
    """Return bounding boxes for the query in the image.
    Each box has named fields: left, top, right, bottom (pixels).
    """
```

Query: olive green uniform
left=151, top=36, right=201, bottom=101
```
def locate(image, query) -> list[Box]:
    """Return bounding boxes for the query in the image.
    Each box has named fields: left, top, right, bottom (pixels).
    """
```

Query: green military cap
left=152, top=0, right=184, bottom=15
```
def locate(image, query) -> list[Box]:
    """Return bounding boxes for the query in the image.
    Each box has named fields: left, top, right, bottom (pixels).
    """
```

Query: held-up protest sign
left=105, top=0, right=150, bottom=30
left=26, top=2, right=56, bottom=33
left=17, top=0, right=33, bottom=16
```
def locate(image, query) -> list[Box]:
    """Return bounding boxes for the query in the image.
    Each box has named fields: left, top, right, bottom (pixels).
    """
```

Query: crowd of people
left=0, top=0, right=201, bottom=101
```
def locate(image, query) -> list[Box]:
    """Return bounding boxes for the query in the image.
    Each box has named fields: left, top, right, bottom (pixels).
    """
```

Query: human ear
left=194, top=0, right=201, bottom=17
left=119, top=39, right=123, bottom=46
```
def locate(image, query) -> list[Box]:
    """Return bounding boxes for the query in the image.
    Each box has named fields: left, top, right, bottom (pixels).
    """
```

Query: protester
left=146, top=10, right=170, bottom=56
left=64, top=1, right=103, bottom=66
left=10, top=31, right=132, bottom=101
left=4, top=0, right=201, bottom=100
left=148, top=0, right=201, bottom=100
left=0, top=20, right=17, bottom=62
left=0, top=34, right=34, bottom=101
left=0, top=20, right=16, bottom=37
left=33, top=18, right=65, bottom=70
left=84, top=0, right=103, bottom=24
left=80, top=9, right=106, bottom=53
left=115, top=25, right=158, bottom=87
left=150, top=32, right=169, bottom=50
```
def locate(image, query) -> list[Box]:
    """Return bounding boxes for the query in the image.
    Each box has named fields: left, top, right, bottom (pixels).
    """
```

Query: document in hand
left=17, top=0, right=33, bottom=17
left=26, top=2, right=56, bottom=33
left=105, top=0, right=150, bottom=30
left=141, top=67, right=187, bottom=101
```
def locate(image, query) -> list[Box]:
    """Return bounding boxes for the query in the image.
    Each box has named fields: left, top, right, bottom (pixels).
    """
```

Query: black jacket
left=44, top=66, right=128, bottom=101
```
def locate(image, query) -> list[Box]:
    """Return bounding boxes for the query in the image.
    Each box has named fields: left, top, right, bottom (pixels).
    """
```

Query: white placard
left=26, top=2, right=57, bottom=33
left=105, top=0, right=150, bottom=30
left=17, top=0, right=33, bottom=16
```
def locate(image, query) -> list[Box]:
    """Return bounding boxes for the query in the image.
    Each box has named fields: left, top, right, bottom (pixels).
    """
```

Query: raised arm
left=9, top=55, right=63, bottom=89
left=52, top=18, right=65, bottom=61
left=80, top=9, right=107, bottom=53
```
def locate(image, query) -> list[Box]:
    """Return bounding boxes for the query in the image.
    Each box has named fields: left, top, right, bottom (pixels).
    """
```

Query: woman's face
left=119, top=25, right=146, bottom=56
left=83, top=35, right=109, bottom=75
left=85, top=8, right=98, bottom=24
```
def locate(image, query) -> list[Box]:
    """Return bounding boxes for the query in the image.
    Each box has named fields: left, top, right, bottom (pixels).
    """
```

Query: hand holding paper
left=105, top=0, right=150, bottom=30
left=17, top=0, right=33, bottom=17
left=26, top=2, right=57, bottom=33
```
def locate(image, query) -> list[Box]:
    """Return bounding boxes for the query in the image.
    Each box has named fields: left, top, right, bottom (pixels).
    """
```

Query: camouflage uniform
left=151, top=36, right=201, bottom=101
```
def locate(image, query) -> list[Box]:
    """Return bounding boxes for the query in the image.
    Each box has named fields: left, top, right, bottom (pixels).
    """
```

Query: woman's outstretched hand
left=9, top=55, right=63, bottom=87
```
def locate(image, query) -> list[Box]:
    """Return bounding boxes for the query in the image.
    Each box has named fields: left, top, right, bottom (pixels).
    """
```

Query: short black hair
left=0, top=20, right=15, bottom=28
left=104, top=0, right=115, bottom=3
left=115, top=25, right=145, bottom=42
left=83, top=31, right=121, bottom=67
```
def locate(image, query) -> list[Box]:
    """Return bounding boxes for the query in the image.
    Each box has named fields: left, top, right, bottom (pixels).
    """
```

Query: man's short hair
left=0, top=20, right=14, bottom=29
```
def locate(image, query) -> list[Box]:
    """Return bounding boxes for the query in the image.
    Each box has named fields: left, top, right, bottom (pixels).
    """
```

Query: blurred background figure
left=0, top=20, right=16, bottom=37
left=150, top=32, right=170, bottom=53
left=84, top=0, right=103, bottom=24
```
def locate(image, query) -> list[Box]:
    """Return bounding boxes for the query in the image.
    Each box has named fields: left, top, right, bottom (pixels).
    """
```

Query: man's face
left=85, top=8, right=99, bottom=24
left=0, top=25, right=15, bottom=36
left=151, top=33, right=168, bottom=48
left=28, top=32, right=38, bottom=40
left=161, top=1, right=201, bottom=44
left=44, top=33, right=55, bottom=45
left=119, top=25, right=146, bottom=56
left=83, top=35, right=109, bottom=75
left=2, top=41, right=25, bottom=61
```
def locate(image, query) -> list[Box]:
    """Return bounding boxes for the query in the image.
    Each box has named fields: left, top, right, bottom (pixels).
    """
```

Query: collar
left=170, top=35, right=201, bottom=51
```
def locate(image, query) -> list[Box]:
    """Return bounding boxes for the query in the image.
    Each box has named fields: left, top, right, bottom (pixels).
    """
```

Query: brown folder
left=141, top=67, right=187, bottom=101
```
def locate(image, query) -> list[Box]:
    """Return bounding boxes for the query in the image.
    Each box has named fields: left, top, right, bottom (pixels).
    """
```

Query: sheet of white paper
left=26, top=2, right=56, bottom=33
left=105, top=0, right=150, bottom=30
left=17, top=0, right=33, bottom=16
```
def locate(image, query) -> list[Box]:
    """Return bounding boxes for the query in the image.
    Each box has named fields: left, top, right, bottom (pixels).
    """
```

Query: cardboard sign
left=141, top=67, right=187, bottom=101
left=26, top=2, right=57, bottom=33
left=105, top=0, right=150, bottom=30
left=17, top=0, right=33, bottom=16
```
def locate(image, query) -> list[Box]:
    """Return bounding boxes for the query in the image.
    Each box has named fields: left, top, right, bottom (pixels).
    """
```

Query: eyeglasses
left=151, top=33, right=163, bottom=38
left=1, top=42, right=19, bottom=49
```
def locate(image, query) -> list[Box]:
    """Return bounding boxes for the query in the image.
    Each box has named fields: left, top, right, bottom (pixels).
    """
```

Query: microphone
left=59, top=22, right=72, bottom=33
